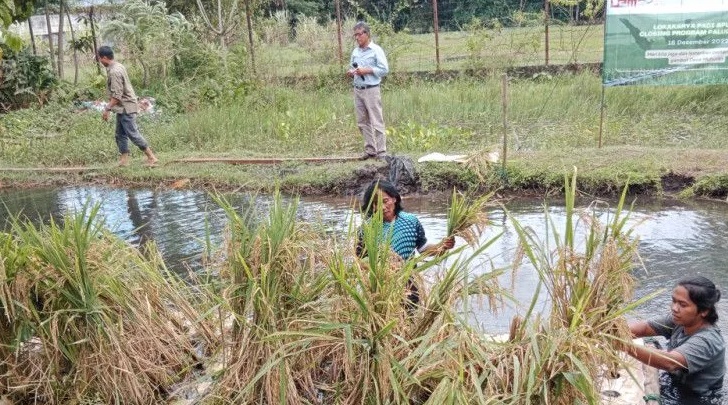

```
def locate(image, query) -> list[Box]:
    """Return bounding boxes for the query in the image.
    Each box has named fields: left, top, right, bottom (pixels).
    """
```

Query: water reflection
left=1, top=187, right=727, bottom=361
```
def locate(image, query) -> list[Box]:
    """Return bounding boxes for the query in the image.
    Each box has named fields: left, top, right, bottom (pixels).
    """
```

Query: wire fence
left=13, top=0, right=605, bottom=83
left=245, top=0, right=604, bottom=79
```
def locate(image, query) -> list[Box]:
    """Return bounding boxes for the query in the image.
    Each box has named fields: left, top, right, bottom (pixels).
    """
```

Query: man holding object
left=97, top=45, right=158, bottom=167
left=347, top=21, right=389, bottom=160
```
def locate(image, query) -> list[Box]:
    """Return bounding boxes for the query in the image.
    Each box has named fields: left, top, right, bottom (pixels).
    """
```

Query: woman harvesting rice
left=622, top=276, right=725, bottom=404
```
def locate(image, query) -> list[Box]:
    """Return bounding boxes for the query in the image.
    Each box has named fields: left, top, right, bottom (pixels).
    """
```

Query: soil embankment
left=0, top=150, right=720, bottom=202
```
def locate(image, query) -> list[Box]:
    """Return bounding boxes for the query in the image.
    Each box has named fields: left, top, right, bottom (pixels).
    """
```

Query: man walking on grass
left=97, top=45, right=158, bottom=167
left=347, top=21, right=389, bottom=160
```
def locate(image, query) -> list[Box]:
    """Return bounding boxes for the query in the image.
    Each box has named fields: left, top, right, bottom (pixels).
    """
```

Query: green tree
left=195, top=0, right=240, bottom=51
left=102, top=0, right=190, bottom=87
left=1, top=0, right=34, bottom=28
left=1, top=0, right=35, bottom=60
left=0, top=0, right=15, bottom=27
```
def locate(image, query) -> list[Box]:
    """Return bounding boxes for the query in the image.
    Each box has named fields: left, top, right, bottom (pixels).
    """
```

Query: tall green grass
left=4, top=72, right=728, bottom=168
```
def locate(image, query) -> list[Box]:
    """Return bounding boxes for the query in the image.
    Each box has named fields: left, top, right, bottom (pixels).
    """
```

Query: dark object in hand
left=352, top=62, right=363, bottom=80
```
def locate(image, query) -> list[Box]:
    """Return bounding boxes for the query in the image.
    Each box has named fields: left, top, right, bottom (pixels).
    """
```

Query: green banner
left=603, top=0, right=728, bottom=86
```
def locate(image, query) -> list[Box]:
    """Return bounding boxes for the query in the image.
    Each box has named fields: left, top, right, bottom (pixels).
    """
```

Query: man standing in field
left=347, top=21, right=389, bottom=160
left=97, top=45, right=158, bottom=167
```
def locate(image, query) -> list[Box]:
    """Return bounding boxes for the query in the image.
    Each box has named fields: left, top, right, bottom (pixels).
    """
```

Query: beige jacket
left=106, top=61, right=139, bottom=114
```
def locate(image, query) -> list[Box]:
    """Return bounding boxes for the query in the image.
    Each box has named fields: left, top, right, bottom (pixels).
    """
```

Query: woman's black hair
left=678, top=276, right=721, bottom=324
left=361, top=179, right=402, bottom=218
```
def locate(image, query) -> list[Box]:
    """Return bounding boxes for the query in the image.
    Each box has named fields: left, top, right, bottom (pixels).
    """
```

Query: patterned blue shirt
left=357, top=211, right=427, bottom=261
left=382, top=211, right=427, bottom=260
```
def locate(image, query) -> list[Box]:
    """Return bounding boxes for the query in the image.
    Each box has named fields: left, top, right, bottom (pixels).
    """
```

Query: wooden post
left=432, top=0, right=441, bottom=73
left=598, top=85, right=606, bottom=148
left=501, top=74, right=509, bottom=172
left=544, top=0, right=550, bottom=66
left=245, top=0, right=256, bottom=74
left=57, top=0, right=65, bottom=78
left=335, top=0, right=343, bottom=68
left=89, top=6, right=100, bottom=75
left=28, top=19, right=37, bottom=55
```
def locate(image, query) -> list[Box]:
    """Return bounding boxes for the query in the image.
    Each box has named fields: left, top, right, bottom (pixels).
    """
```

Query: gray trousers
left=354, top=86, right=386, bottom=156
left=115, top=112, right=149, bottom=154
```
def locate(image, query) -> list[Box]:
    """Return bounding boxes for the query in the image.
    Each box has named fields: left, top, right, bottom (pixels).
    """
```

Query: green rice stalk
left=504, top=168, right=647, bottom=403
left=446, top=189, right=496, bottom=246
left=212, top=190, right=330, bottom=404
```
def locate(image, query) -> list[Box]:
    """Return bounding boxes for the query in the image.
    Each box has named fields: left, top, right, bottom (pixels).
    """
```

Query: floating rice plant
left=504, top=168, right=650, bottom=403
left=191, top=189, right=514, bottom=404
left=0, top=203, right=211, bottom=404
left=208, top=190, right=334, bottom=404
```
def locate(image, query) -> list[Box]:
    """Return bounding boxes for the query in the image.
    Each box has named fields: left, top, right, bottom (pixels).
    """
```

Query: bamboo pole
left=544, top=0, right=550, bottom=66
left=598, top=85, right=606, bottom=148
left=501, top=74, right=509, bottom=172
left=432, top=0, right=441, bottom=73
left=170, top=156, right=366, bottom=165
left=598, top=10, right=609, bottom=148
left=245, top=0, right=256, bottom=74
left=335, top=0, right=343, bottom=68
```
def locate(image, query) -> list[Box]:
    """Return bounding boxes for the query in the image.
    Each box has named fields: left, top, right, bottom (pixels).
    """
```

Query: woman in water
left=623, top=275, right=724, bottom=404
left=355, top=179, right=454, bottom=306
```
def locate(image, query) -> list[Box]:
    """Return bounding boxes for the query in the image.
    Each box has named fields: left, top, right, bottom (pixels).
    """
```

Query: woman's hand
left=419, top=237, right=456, bottom=258
left=434, top=236, right=455, bottom=256
left=441, top=236, right=455, bottom=250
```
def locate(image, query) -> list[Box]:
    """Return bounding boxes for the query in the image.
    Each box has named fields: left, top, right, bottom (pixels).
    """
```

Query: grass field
left=2, top=23, right=728, bottom=198
left=255, top=23, right=605, bottom=78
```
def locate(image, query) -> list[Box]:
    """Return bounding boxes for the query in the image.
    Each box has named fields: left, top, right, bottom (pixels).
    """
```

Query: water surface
left=2, top=186, right=727, bottom=347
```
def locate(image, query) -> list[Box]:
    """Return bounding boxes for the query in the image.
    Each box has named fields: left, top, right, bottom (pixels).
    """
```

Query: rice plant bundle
left=0, top=204, right=210, bottom=404
left=446, top=188, right=494, bottom=246
left=462, top=147, right=500, bottom=182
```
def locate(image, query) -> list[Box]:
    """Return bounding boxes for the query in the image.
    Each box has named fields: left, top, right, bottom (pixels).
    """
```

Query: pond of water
left=1, top=186, right=727, bottom=368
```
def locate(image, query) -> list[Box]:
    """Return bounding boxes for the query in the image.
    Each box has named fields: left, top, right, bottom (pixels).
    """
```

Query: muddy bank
left=1, top=152, right=722, bottom=203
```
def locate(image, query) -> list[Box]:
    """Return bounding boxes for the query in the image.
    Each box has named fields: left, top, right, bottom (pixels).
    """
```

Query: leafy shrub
left=463, top=17, right=492, bottom=71
left=49, top=77, right=105, bottom=105
left=102, top=0, right=192, bottom=87
left=387, top=121, right=477, bottom=152
left=0, top=44, right=57, bottom=111
left=259, top=11, right=291, bottom=46
left=171, top=32, right=222, bottom=80
left=294, top=15, right=337, bottom=64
